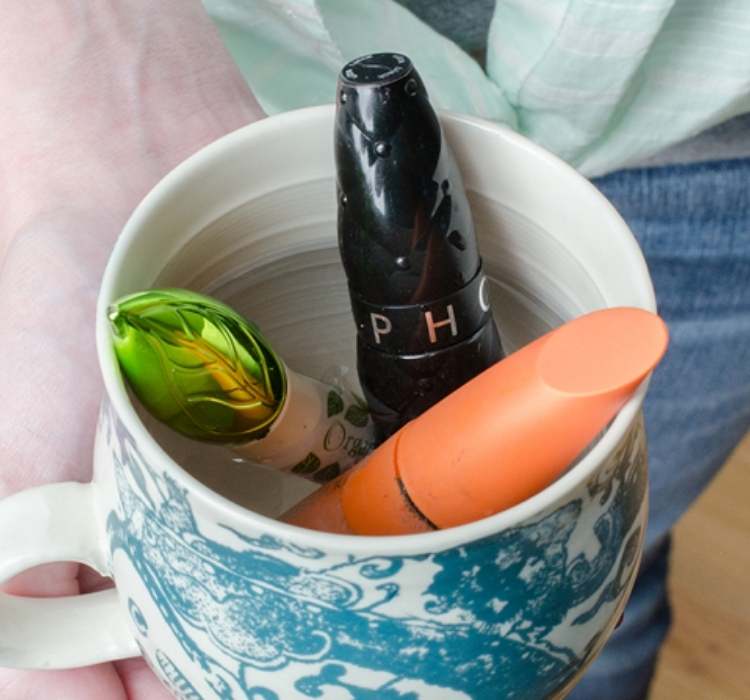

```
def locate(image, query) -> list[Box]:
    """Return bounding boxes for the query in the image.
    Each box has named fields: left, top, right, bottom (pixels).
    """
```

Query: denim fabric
left=570, top=158, right=750, bottom=699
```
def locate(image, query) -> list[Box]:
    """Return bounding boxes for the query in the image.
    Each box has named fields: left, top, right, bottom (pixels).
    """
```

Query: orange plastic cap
left=398, top=307, right=668, bottom=529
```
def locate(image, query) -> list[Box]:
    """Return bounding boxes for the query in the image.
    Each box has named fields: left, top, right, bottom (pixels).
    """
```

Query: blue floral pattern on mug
left=102, top=401, right=647, bottom=699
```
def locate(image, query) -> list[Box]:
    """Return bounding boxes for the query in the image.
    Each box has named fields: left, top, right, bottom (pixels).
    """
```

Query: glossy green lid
left=109, top=289, right=287, bottom=443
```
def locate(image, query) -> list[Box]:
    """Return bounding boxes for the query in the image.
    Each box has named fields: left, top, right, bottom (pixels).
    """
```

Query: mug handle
left=0, top=482, right=140, bottom=668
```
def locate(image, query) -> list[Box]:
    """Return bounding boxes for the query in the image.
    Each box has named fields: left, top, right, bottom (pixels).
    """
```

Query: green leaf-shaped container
left=109, top=289, right=287, bottom=443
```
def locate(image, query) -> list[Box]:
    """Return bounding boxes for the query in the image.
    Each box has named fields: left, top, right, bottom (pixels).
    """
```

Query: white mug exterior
left=0, top=482, right=138, bottom=668
left=0, top=106, right=655, bottom=699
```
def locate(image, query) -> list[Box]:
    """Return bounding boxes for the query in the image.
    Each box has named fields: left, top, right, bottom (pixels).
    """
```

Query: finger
left=77, top=565, right=115, bottom=595
left=115, top=658, right=174, bottom=700
left=2, top=563, right=80, bottom=597
left=0, top=665, right=126, bottom=700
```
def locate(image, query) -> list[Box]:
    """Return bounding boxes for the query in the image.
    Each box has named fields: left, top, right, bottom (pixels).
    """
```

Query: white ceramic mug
left=0, top=106, right=655, bottom=699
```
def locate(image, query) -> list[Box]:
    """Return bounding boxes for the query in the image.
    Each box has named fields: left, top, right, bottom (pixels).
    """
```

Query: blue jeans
left=570, top=158, right=750, bottom=699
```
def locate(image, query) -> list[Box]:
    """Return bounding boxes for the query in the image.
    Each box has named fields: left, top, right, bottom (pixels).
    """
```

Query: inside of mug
left=138, top=185, right=606, bottom=516
left=109, top=110, right=646, bottom=518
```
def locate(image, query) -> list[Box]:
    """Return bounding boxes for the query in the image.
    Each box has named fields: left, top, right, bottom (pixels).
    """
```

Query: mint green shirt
left=205, top=0, right=750, bottom=176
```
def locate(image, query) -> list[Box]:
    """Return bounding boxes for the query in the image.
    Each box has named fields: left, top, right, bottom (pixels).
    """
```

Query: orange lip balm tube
left=281, top=307, right=669, bottom=535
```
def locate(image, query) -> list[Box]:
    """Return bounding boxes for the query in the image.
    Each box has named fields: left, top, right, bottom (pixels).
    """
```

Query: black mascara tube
left=335, top=52, right=505, bottom=438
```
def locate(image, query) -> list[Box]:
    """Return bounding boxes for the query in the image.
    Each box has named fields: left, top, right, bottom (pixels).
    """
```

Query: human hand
left=0, top=2, right=262, bottom=697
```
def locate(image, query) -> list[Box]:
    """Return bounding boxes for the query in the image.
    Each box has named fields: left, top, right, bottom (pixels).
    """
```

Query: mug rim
left=96, top=104, right=655, bottom=555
